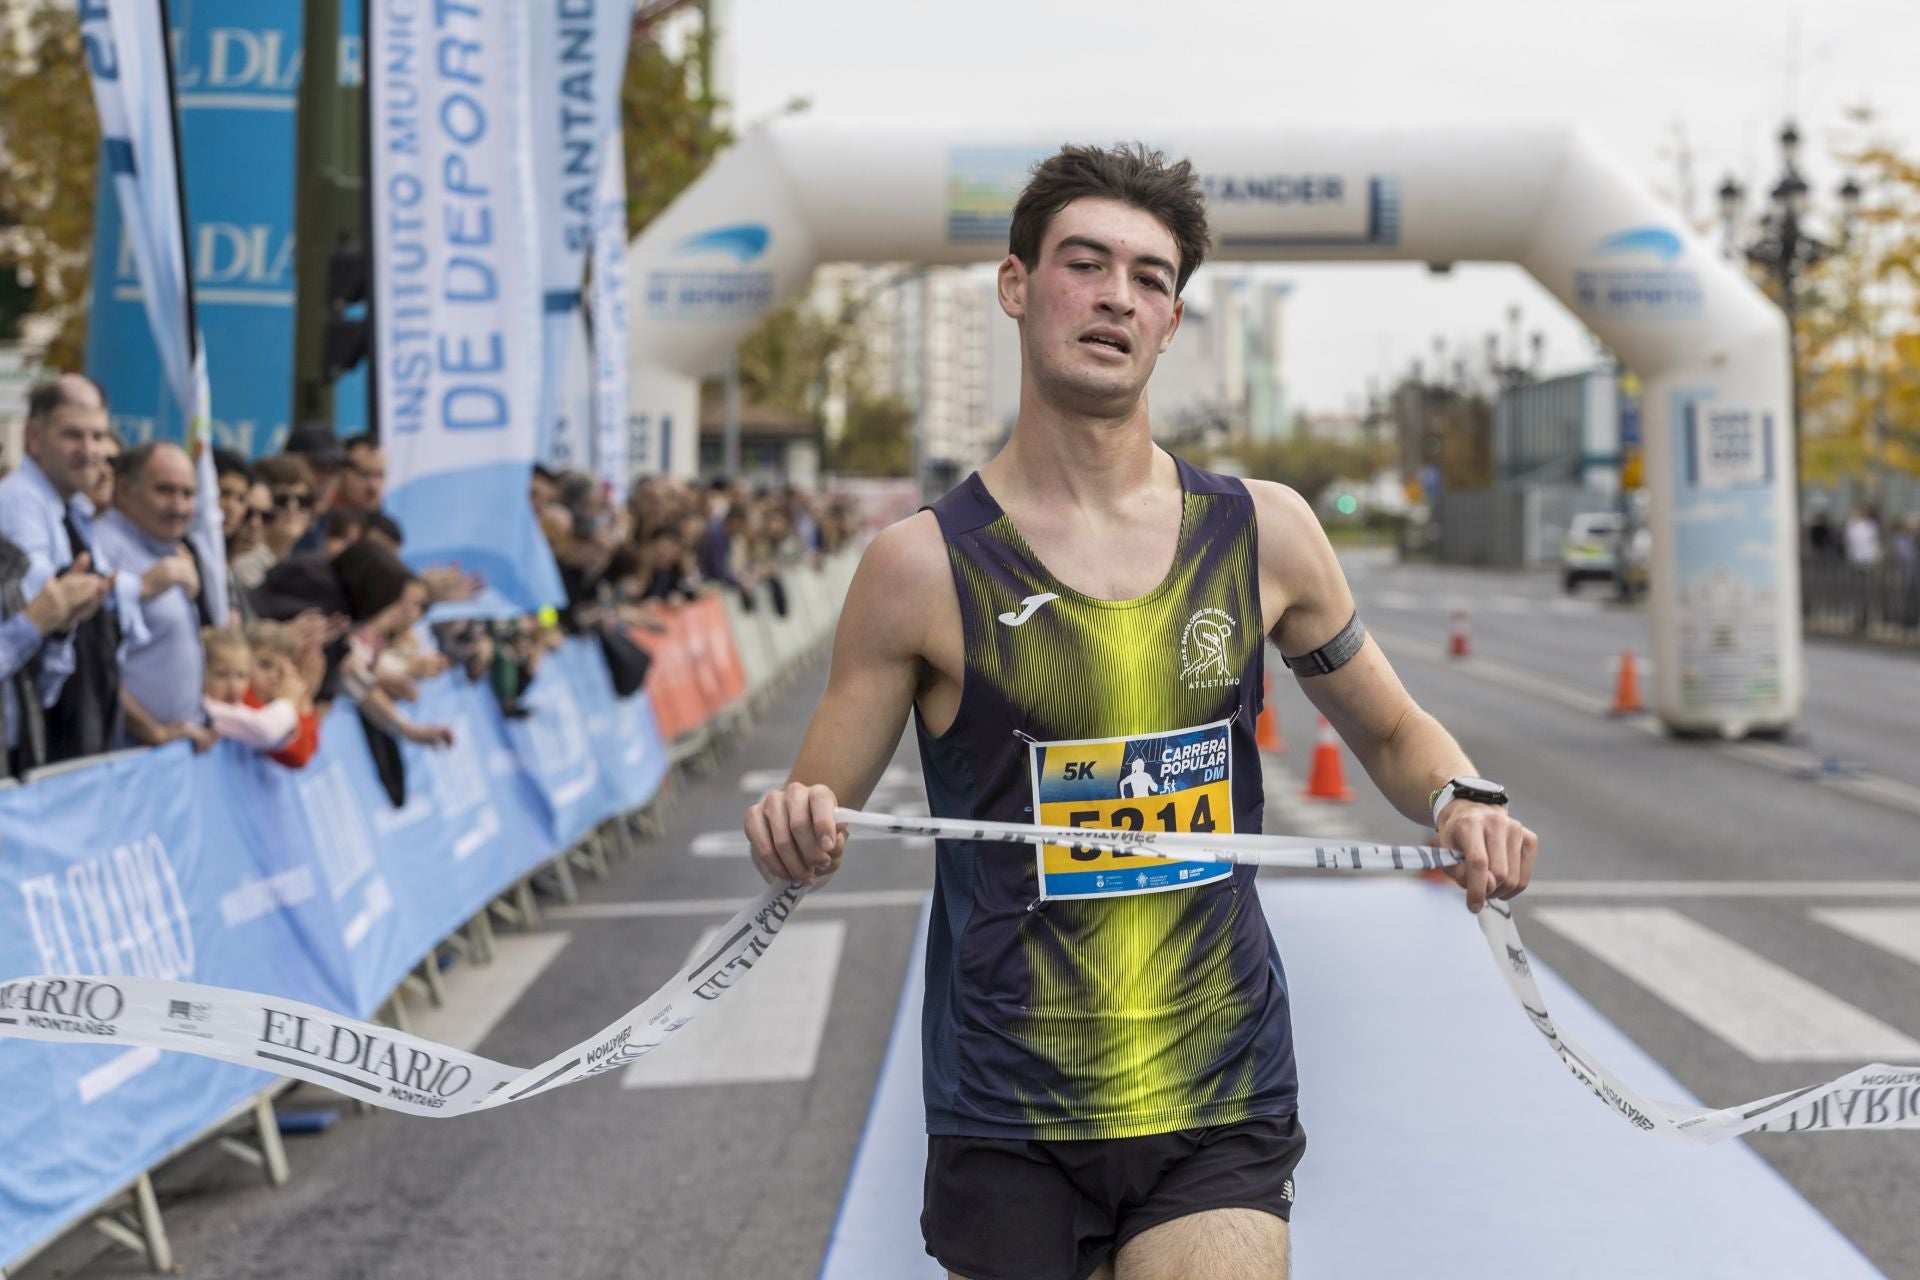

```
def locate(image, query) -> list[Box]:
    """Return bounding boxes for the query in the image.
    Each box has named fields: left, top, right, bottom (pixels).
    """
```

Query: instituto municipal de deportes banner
left=369, top=0, right=564, bottom=614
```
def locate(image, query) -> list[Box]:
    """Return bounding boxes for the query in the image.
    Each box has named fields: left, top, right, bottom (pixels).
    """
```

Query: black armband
left=1280, top=611, right=1367, bottom=677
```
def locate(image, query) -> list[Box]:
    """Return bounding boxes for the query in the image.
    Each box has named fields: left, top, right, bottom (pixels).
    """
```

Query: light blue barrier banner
left=0, top=649, right=668, bottom=1264
left=503, top=640, right=636, bottom=849
left=0, top=743, right=331, bottom=1267
left=576, top=645, right=672, bottom=818
left=84, top=0, right=304, bottom=457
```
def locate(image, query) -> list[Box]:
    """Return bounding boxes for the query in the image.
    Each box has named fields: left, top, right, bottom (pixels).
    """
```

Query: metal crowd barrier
left=1801, top=557, right=1920, bottom=645
left=0, top=550, right=856, bottom=1277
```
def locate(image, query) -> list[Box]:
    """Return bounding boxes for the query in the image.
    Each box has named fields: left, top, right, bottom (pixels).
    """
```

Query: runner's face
left=1004, top=197, right=1184, bottom=418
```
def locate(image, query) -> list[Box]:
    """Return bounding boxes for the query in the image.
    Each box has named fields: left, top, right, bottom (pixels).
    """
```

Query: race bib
left=1027, top=719, right=1236, bottom=901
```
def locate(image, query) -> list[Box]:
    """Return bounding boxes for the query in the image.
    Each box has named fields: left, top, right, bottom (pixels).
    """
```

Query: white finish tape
left=2, top=813, right=1914, bottom=1136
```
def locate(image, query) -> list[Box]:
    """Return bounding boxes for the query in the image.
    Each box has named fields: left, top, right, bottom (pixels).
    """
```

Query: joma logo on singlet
left=997, top=593, right=1059, bottom=627
left=1179, top=606, right=1241, bottom=690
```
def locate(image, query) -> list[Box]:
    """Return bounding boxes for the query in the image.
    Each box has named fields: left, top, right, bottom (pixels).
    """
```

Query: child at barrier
left=246, top=620, right=323, bottom=766
left=200, top=622, right=321, bottom=767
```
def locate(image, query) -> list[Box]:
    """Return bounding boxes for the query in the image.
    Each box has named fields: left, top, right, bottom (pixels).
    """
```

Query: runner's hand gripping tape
left=1, top=811, right=1914, bottom=1136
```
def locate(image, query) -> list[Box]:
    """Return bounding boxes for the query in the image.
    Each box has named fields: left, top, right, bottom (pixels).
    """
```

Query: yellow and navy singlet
left=915, top=455, right=1297, bottom=1141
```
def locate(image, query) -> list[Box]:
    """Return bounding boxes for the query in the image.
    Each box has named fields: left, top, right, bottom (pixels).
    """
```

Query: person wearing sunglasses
left=252, top=454, right=317, bottom=564
left=229, top=482, right=277, bottom=591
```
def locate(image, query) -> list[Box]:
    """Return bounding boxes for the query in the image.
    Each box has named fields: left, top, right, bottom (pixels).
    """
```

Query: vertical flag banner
left=369, top=0, right=564, bottom=614
left=79, top=0, right=229, bottom=624
left=590, top=126, right=632, bottom=492
left=554, top=305, right=594, bottom=472
left=334, top=0, right=370, bottom=440
left=78, top=0, right=198, bottom=429
left=83, top=0, right=301, bottom=458
left=530, top=0, right=636, bottom=468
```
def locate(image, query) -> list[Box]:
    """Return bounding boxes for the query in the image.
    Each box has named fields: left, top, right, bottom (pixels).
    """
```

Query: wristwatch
left=1430, top=776, right=1509, bottom=828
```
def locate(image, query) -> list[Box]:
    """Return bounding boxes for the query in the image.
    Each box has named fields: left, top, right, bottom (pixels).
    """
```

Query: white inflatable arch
left=624, top=119, right=1799, bottom=736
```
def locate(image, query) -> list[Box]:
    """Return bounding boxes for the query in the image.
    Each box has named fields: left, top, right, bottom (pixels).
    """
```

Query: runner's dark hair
left=1008, top=143, right=1211, bottom=296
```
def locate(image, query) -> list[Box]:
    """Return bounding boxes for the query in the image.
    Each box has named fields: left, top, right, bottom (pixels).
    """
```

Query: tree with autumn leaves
left=0, top=5, right=99, bottom=370
left=1780, top=109, right=1920, bottom=490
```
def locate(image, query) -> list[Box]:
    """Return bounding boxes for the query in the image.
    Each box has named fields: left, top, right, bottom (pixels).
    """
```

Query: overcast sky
left=720, top=0, right=1920, bottom=413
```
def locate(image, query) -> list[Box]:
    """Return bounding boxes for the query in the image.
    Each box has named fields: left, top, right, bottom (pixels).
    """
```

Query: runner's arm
left=1250, top=481, right=1537, bottom=911
left=743, top=515, right=937, bottom=886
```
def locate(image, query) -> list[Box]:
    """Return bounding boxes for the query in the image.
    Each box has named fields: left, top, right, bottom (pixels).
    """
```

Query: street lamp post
left=1717, top=122, right=1862, bottom=534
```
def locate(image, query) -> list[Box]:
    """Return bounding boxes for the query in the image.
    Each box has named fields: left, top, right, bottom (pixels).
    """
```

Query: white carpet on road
left=821, top=882, right=1884, bottom=1280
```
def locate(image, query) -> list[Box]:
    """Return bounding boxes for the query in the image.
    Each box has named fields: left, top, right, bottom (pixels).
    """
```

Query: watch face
left=1456, top=777, right=1505, bottom=797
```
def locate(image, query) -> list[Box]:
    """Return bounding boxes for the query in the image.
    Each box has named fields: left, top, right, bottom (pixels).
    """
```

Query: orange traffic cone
left=1610, top=648, right=1645, bottom=715
left=1256, top=672, right=1287, bottom=753
left=1448, top=610, right=1471, bottom=658
left=1302, top=716, right=1354, bottom=802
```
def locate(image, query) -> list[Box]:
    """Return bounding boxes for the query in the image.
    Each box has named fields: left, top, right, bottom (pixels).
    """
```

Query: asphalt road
left=20, top=552, right=1920, bottom=1279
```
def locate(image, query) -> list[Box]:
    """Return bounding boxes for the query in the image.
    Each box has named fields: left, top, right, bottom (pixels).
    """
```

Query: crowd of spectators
left=1807, top=503, right=1920, bottom=574
left=0, top=370, right=860, bottom=795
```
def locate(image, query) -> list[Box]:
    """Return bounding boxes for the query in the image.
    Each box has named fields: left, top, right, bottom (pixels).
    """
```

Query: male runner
left=744, top=143, right=1539, bottom=1280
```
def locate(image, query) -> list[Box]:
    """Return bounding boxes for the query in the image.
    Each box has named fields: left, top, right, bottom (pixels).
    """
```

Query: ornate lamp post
left=1717, top=122, right=1862, bottom=527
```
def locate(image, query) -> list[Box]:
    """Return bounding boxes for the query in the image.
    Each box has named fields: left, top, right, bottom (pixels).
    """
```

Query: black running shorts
left=921, top=1114, right=1305, bottom=1280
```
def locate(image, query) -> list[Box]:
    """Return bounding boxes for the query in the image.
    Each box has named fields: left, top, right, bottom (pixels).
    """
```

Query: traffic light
left=321, top=235, right=369, bottom=382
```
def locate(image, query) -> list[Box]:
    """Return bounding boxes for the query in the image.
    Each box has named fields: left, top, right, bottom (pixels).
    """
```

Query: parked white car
left=1560, top=511, right=1624, bottom=591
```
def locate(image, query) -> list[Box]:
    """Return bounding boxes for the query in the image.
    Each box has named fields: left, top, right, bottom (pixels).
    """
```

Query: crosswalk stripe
left=1528, top=881, right=1920, bottom=899
left=690, top=830, right=746, bottom=857
left=623, top=920, right=845, bottom=1088
left=549, top=890, right=927, bottom=920
left=1811, top=907, right=1920, bottom=969
left=1532, top=906, right=1920, bottom=1062
left=409, top=933, right=572, bottom=1052
left=739, top=765, right=920, bottom=793
left=690, top=828, right=933, bottom=859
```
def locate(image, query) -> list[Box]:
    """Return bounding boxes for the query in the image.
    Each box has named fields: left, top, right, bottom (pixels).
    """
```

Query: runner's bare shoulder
left=1241, top=478, right=1344, bottom=631
left=843, top=510, right=955, bottom=662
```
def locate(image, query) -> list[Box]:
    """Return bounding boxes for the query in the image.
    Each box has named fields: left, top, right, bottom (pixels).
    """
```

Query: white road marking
left=78, top=1046, right=162, bottom=1104
left=1260, top=755, right=1363, bottom=840
left=408, top=933, right=572, bottom=1052
left=1370, top=625, right=1920, bottom=820
left=548, top=889, right=928, bottom=920
left=1533, top=906, right=1920, bottom=1062
left=739, top=765, right=920, bottom=793
left=691, top=830, right=748, bottom=858
left=1810, top=908, right=1920, bottom=969
left=692, top=827, right=933, bottom=858
left=1529, top=881, right=1920, bottom=900
left=623, top=920, right=846, bottom=1088
left=1371, top=627, right=1616, bottom=717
